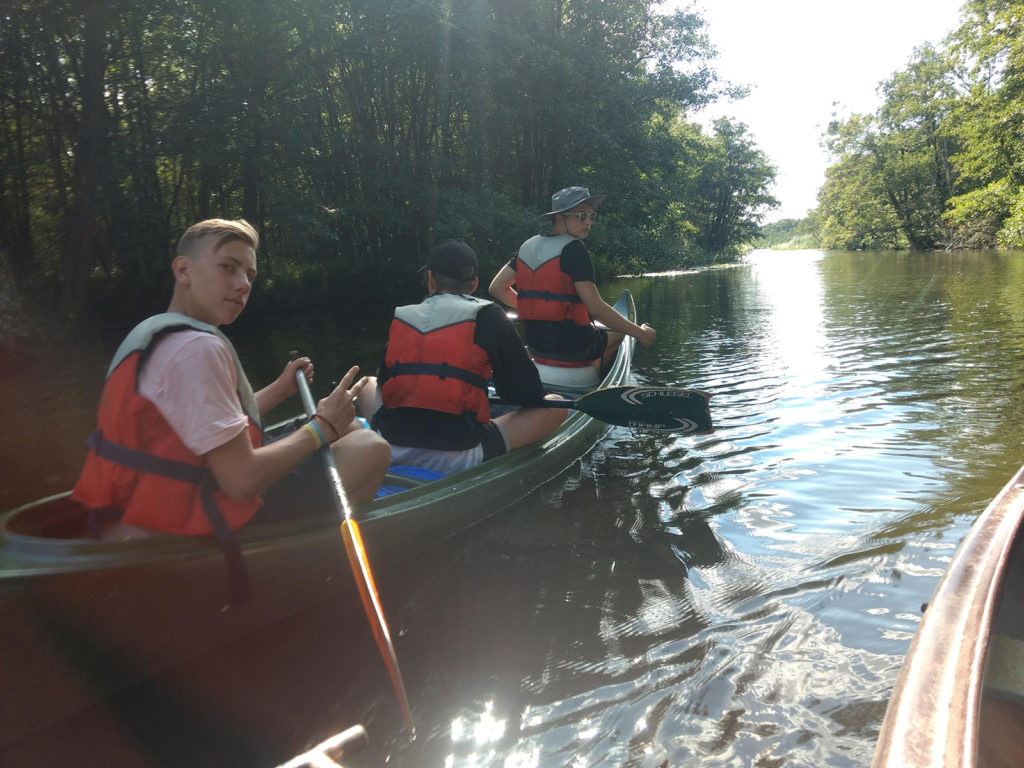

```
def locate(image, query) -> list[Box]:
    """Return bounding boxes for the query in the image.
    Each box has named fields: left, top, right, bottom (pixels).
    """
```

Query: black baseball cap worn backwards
left=427, top=239, right=478, bottom=281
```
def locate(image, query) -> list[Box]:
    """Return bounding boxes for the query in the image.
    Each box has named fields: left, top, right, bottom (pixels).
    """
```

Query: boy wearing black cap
left=489, top=186, right=656, bottom=372
left=358, top=240, right=567, bottom=474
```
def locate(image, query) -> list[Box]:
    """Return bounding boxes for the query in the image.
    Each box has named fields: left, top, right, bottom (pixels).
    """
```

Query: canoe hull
left=0, top=291, right=636, bottom=743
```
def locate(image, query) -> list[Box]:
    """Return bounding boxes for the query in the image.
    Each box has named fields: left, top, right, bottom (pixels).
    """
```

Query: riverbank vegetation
left=754, top=216, right=822, bottom=250
left=814, top=0, right=1024, bottom=251
left=0, top=0, right=778, bottom=324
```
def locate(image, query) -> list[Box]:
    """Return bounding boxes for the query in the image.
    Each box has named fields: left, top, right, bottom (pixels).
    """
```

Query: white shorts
left=388, top=444, right=485, bottom=475
left=386, top=420, right=510, bottom=475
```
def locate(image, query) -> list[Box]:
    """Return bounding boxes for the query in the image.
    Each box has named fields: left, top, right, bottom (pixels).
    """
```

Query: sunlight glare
left=749, top=250, right=828, bottom=379
left=450, top=700, right=506, bottom=747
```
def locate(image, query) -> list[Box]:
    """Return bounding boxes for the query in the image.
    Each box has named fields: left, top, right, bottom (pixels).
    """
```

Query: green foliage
left=819, top=3, right=1024, bottom=251
left=997, top=187, right=1024, bottom=247
left=0, top=0, right=777, bottom=319
left=756, top=219, right=800, bottom=247
left=944, top=178, right=1014, bottom=248
left=688, top=119, right=778, bottom=262
left=818, top=132, right=911, bottom=251
left=819, top=45, right=958, bottom=251
left=754, top=216, right=821, bottom=249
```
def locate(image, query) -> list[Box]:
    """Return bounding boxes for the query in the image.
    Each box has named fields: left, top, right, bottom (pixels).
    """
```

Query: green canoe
left=0, top=290, right=637, bottom=744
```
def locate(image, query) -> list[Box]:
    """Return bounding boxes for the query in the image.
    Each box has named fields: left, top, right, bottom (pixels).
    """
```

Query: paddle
left=276, top=724, right=368, bottom=768
left=495, top=385, right=713, bottom=433
left=290, top=353, right=413, bottom=735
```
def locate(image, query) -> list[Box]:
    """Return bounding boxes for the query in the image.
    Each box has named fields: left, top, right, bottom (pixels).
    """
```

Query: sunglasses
left=563, top=211, right=597, bottom=222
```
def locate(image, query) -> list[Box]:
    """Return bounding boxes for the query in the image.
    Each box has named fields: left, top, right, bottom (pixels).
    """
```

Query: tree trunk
left=61, top=0, right=109, bottom=311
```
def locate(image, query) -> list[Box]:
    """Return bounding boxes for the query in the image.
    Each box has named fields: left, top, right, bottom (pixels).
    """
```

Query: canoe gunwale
left=872, top=462, right=1024, bottom=768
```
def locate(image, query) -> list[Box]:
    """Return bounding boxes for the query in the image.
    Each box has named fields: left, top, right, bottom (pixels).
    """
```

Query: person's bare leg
left=494, top=395, right=569, bottom=451
left=331, top=428, right=391, bottom=502
left=354, top=376, right=383, bottom=420
left=601, top=331, right=625, bottom=372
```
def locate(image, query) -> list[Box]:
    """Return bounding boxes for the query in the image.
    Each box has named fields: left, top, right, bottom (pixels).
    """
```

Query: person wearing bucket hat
left=356, top=240, right=568, bottom=475
left=489, top=186, right=656, bottom=372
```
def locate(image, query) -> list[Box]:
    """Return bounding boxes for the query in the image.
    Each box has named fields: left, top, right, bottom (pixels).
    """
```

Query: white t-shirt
left=138, top=330, right=249, bottom=456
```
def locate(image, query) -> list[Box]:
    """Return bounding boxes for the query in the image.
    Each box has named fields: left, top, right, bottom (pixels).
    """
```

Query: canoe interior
left=5, top=494, right=94, bottom=538
left=978, top=513, right=1024, bottom=768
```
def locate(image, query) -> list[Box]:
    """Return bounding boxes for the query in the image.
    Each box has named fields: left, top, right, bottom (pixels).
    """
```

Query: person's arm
left=488, top=263, right=518, bottom=307
left=478, top=305, right=546, bottom=404
left=574, top=280, right=657, bottom=346
left=206, top=366, right=368, bottom=500
left=254, top=356, right=313, bottom=416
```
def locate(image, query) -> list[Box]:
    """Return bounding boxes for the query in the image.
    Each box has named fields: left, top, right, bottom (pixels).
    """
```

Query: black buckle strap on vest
left=387, top=361, right=490, bottom=390
left=198, top=474, right=251, bottom=603
left=87, top=429, right=207, bottom=484
left=85, top=429, right=251, bottom=604
left=517, top=288, right=583, bottom=304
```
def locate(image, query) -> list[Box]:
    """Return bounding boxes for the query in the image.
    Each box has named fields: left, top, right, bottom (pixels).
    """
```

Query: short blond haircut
left=176, top=218, right=259, bottom=259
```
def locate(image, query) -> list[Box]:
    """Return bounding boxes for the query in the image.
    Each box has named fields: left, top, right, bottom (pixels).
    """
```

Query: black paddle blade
left=574, top=386, right=713, bottom=433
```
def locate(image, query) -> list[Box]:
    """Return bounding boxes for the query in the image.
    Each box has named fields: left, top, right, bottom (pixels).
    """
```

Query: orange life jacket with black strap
left=382, top=294, right=493, bottom=424
left=514, top=234, right=592, bottom=327
left=71, top=314, right=263, bottom=600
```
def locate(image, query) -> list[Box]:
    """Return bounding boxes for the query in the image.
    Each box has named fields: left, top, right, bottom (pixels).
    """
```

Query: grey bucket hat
left=542, top=186, right=606, bottom=217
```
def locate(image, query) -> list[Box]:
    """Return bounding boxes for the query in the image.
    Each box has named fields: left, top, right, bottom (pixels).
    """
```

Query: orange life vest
left=514, top=234, right=592, bottom=327
left=382, top=294, right=493, bottom=424
left=71, top=314, right=263, bottom=537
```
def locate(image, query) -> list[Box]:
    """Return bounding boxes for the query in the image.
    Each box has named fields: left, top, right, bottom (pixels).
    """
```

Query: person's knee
left=355, top=377, right=382, bottom=419
left=534, top=408, right=567, bottom=445
left=545, top=398, right=568, bottom=425
left=333, top=428, right=391, bottom=479
left=501, top=404, right=567, bottom=452
left=358, top=428, right=391, bottom=468
left=545, top=407, right=568, bottom=433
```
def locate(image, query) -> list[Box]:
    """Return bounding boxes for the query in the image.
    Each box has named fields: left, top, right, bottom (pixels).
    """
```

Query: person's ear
left=171, top=255, right=191, bottom=286
left=426, top=270, right=437, bottom=294
left=472, top=276, right=479, bottom=293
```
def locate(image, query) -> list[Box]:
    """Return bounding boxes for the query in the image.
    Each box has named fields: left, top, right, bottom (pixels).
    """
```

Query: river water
left=3, top=249, right=1024, bottom=767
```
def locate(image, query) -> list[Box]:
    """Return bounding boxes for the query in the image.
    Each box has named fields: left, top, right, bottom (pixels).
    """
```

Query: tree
left=818, top=44, right=960, bottom=251
left=689, top=119, right=778, bottom=261
left=0, top=0, right=771, bottom=318
left=944, top=0, right=1024, bottom=247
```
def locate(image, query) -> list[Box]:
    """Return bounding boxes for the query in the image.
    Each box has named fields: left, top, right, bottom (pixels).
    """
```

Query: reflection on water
left=4, top=249, right=1024, bottom=767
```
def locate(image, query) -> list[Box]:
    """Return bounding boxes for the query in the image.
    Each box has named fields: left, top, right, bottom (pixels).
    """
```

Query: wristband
left=302, top=421, right=325, bottom=450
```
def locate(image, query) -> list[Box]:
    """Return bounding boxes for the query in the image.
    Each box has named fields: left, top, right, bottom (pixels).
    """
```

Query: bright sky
left=680, top=0, right=966, bottom=222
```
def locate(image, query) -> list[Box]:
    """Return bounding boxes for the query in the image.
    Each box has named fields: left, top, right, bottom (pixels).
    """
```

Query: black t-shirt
left=374, top=299, right=546, bottom=450
left=509, top=239, right=600, bottom=359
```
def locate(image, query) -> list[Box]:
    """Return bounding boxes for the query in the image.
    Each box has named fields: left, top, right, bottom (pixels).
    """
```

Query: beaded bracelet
left=302, top=420, right=325, bottom=450
left=312, top=412, right=340, bottom=443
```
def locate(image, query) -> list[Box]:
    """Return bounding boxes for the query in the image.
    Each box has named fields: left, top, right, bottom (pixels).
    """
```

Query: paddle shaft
left=291, top=355, right=413, bottom=734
